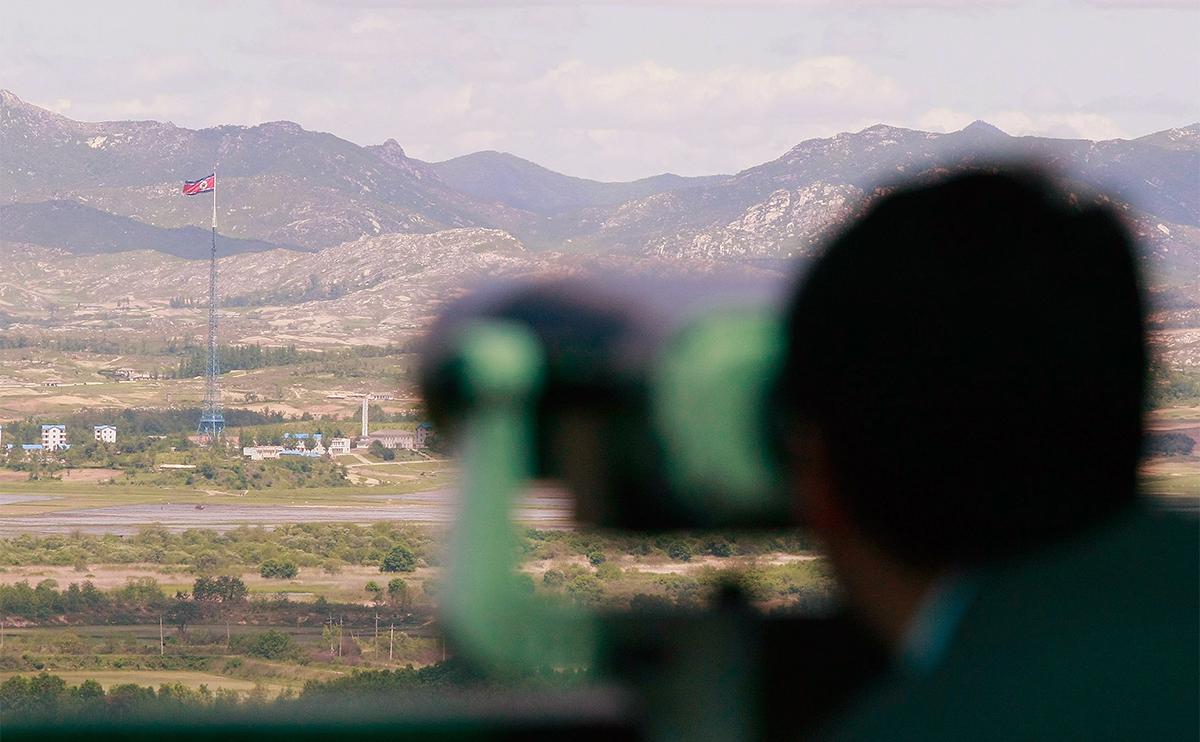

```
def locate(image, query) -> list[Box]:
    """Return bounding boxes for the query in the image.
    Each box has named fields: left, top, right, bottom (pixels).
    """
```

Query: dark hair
left=778, top=169, right=1147, bottom=567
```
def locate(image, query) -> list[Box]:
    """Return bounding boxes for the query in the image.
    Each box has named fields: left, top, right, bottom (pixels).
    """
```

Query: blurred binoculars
left=420, top=275, right=793, bottom=531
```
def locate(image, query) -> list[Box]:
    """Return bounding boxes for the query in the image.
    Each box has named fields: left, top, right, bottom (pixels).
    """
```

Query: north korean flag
left=182, top=174, right=215, bottom=195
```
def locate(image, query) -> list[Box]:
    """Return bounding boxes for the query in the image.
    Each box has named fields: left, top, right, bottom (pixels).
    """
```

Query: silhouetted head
left=778, top=168, right=1147, bottom=570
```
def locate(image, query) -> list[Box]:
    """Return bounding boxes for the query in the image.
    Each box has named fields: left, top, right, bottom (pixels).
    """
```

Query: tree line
left=0, top=408, right=285, bottom=446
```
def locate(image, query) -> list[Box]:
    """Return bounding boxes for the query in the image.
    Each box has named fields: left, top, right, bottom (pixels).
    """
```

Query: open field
left=0, top=479, right=578, bottom=534
left=0, top=563, right=445, bottom=603
left=0, top=462, right=1191, bottom=535
left=1142, top=408, right=1200, bottom=506
left=0, top=669, right=296, bottom=696
left=1140, top=457, right=1200, bottom=498
left=0, top=622, right=441, bottom=698
left=0, top=346, right=423, bottom=418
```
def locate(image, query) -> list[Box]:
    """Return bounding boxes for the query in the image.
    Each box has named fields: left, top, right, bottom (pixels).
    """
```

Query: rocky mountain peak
left=379, top=138, right=407, bottom=157
left=858, top=123, right=915, bottom=137
left=256, top=120, right=305, bottom=134
left=960, top=120, right=1008, bottom=137
left=1137, top=123, right=1200, bottom=152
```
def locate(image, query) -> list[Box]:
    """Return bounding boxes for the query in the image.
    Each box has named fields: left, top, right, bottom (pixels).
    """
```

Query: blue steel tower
left=197, top=166, right=224, bottom=441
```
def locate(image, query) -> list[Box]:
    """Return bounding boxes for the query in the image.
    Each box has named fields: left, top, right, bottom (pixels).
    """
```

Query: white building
left=328, top=437, right=352, bottom=456
left=242, top=445, right=284, bottom=461
left=362, top=426, right=432, bottom=451
left=41, top=424, right=68, bottom=451
left=115, top=368, right=152, bottom=381
left=93, top=425, right=117, bottom=444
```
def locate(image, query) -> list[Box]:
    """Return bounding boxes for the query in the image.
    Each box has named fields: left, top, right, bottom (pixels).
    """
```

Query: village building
left=279, top=448, right=322, bottom=459
left=242, top=445, right=284, bottom=461
left=93, top=425, right=117, bottom=444
left=360, top=425, right=432, bottom=451
left=41, top=424, right=68, bottom=451
left=115, top=368, right=152, bottom=381
left=242, top=433, right=347, bottom=460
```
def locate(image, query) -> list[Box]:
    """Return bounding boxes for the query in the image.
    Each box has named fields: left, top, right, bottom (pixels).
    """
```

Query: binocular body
left=420, top=275, right=796, bottom=531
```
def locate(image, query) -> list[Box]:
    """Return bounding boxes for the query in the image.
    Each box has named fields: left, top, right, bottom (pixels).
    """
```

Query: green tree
left=166, top=597, right=203, bottom=635
left=260, top=559, right=299, bottom=579
left=215, top=575, right=249, bottom=602
left=365, top=581, right=384, bottom=606
left=387, top=578, right=409, bottom=610
left=380, top=545, right=416, bottom=573
left=236, top=629, right=301, bottom=660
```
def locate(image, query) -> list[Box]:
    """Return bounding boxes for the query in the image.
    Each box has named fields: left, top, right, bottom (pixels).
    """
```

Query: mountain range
left=2, top=88, right=1197, bottom=317
left=4, top=89, right=1196, bottom=262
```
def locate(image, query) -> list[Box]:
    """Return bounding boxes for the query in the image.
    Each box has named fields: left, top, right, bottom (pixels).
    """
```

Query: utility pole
left=389, top=624, right=394, bottom=661
left=160, top=616, right=165, bottom=656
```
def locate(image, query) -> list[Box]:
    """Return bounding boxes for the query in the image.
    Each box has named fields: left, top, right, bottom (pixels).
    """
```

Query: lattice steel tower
left=197, top=167, right=224, bottom=442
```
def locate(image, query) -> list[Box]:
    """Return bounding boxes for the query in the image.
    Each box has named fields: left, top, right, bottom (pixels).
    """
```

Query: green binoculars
left=419, top=278, right=810, bottom=736
left=420, top=277, right=795, bottom=532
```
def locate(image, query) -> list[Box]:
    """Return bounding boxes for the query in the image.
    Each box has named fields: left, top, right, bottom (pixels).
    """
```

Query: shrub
left=235, top=629, right=301, bottom=661
left=586, top=550, right=606, bottom=567
left=667, top=542, right=693, bottom=562
left=387, top=578, right=409, bottom=609
left=380, top=545, right=416, bottom=573
left=192, top=575, right=248, bottom=603
left=1145, top=431, right=1196, bottom=457
left=541, top=569, right=565, bottom=588
left=565, top=574, right=603, bottom=605
left=704, top=540, right=733, bottom=558
left=259, top=559, right=299, bottom=579
left=191, top=552, right=222, bottom=575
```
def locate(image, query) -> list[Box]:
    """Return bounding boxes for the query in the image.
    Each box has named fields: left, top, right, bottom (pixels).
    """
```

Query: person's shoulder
left=822, top=505, right=1199, bottom=742
left=982, top=503, right=1198, bottom=623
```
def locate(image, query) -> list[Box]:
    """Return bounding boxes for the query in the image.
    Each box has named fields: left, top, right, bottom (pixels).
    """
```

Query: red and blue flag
left=182, top=174, right=215, bottom=195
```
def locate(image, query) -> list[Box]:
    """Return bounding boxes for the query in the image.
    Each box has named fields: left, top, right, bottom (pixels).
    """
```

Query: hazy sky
left=2, top=0, right=1196, bottom=181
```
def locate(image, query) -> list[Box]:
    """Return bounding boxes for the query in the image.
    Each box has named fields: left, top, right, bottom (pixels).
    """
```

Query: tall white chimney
left=361, top=396, right=369, bottom=439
